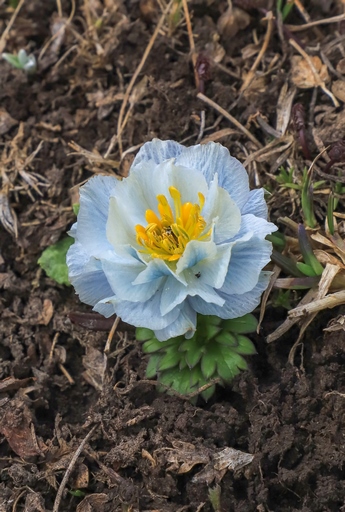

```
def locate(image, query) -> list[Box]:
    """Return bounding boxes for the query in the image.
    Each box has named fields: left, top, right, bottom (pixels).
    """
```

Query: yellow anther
left=135, top=187, right=211, bottom=261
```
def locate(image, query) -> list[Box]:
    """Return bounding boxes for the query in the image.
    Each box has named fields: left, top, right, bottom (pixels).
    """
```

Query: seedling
left=2, top=49, right=37, bottom=74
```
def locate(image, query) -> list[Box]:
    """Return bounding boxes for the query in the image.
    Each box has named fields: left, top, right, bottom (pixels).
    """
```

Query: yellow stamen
left=135, top=188, right=211, bottom=262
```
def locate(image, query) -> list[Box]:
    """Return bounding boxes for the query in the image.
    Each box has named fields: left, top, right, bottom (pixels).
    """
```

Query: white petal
left=75, top=175, right=118, bottom=257
left=176, top=239, right=232, bottom=289
left=107, top=160, right=209, bottom=248
left=131, top=139, right=184, bottom=167
left=154, top=301, right=197, bottom=341
left=241, top=188, right=268, bottom=219
left=221, top=238, right=273, bottom=295
left=176, top=142, right=249, bottom=209
left=102, top=258, right=164, bottom=302
left=67, top=242, right=114, bottom=306
left=176, top=239, right=218, bottom=273
left=202, top=176, right=241, bottom=243
left=191, top=242, right=233, bottom=289
left=190, top=272, right=271, bottom=319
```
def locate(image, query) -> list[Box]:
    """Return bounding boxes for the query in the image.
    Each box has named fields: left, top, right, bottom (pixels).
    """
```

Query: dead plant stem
left=197, top=93, right=263, bottom=148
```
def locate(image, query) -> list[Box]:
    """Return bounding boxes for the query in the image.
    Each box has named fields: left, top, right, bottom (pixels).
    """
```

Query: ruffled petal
left=154, top=301, right=197, bottom=341
left=133, top=258, right=187, bottom=285
left=201, top=175, right=241, bottom=244
left=220, top=238, right=273, bottom=295
left=175, top=142, right=249, bottom=209
left=232, top=213, right=278, bottom=242
left=241, top=188, right=268, bottom=219
left=176, top=239, right=232, bottom=289
left=104, top=291, right=181, bottom=330
left=74, top=175, right=118, bottom=257
left=67, top=241, right=114, bottom=307
left=102, top=258, right=164, bottom=303
left=189, top=271, right=272, bottom=319
left=131, top=139, right=184, bottom=167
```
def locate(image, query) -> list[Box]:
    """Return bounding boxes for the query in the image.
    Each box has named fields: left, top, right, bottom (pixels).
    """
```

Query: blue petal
left=93, top=300, right=116, bottom=317
left=232, top=214, right=278, bottom=242
left=175, top=142, right=249, bottom=209
left=188, top=242, right=233, bottom=289
left=221, top=238, right=273, bottom=295
left=160, top=276, right=188, bottom=315
left=133, top=258, right=187, bottom=285
left=190, top=271, right=271, bottom=319
left=104, top=291, right=181, bottom=330
left=201, top=175, right=241, bottom=244
left=75, top=175, right=118, bottom=257
left=154, top=300, right=197, bottom=341
left=176, top=239, right=232, bottom=289
left=102, top=258, right=165, bottom=302
left=131, top=139, right=184, bottom=167
left=67, top=241, right=114, bottom=308
left=241, top=188, right=268, bottom=219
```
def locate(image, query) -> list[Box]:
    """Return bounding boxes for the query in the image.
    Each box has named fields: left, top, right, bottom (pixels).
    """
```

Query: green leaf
left=157, top=348, right=181, bottom=371
left=235, top=335, right=257, bottom=355
left=216, top=356, right=241, bottom=382
left=201, top=384, right=216, bottom=401
left=146, top=354, right=161, bottom=378
left=2, top=53, right=21, bottom=69
left=214, top=331, right=238, bottom=347
left=137, top=328, right=155, bottom=343
left=222, top=314, right=258, bottom=334
left=73, top=203, right=80, bottom=216
left=200, top=351, right=217, bottom=379
left=296, top=261, right=317, bottom=277
left=38, top=237, right=74, bottom=285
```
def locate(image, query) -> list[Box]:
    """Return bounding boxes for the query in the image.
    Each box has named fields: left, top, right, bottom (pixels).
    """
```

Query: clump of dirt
left=1, top=0, right=345, bottom=510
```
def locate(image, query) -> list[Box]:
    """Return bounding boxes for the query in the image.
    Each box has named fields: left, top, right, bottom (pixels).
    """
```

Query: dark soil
left=1, top=1, right=345, bottom=511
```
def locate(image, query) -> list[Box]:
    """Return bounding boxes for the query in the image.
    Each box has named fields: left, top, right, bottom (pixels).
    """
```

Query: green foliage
left=137, top=313, right=258, bottom=401
left=208, top=484, right=222, bottom=512
left=72, top=203, right=80, bottom=216
left=276, top=0, right=295, bottom=21
left=2, top=49, right=37, bottom=74
left=38, top=237, right=73, bottom=285
left=297, top=224, right=324, bottom=277
left=272, top=289, right=293, bottom=310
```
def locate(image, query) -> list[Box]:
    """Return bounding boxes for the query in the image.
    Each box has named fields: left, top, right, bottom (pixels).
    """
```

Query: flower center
left=135, top=186, right=211, bottom=261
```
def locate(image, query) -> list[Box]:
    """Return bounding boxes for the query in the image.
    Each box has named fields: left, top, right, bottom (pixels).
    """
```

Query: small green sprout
left=137, top=314, right=258, bottom=401
left=208, top=484, right=222, bottom=512
left=276, top=0, right=295, bottom=21
left=296, top=224, right=324, bottom=277
left=38, top=237, right=73, bottom=285
left=2, top=49, right=37, bottom=74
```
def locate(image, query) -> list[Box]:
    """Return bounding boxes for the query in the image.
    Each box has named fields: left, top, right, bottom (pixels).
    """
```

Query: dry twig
left=197, top=93, right=263, bottom=148
left=240, top=11, right=274, bottom=93
left=53, top=424, right=98, bottom=512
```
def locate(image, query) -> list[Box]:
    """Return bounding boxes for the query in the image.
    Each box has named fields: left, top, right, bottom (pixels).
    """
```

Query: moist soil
left=1, top=1, right=345, bottom=511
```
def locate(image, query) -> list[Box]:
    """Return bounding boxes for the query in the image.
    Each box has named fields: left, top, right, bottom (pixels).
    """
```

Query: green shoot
left=2, top=49, right=37, bottom=74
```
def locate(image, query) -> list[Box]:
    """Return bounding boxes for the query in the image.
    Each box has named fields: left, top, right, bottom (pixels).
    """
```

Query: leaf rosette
left=67, top=140, right=277, bottom=341
left=137, top=314, right=258, bottom=400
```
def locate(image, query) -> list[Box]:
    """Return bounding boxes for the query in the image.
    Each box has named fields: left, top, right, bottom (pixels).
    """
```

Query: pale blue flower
left=67, top=140, right=277, bottom=341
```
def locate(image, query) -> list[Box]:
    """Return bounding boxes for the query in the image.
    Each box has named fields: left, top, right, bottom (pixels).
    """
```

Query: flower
left=67, top=139, right=277, bottom=341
